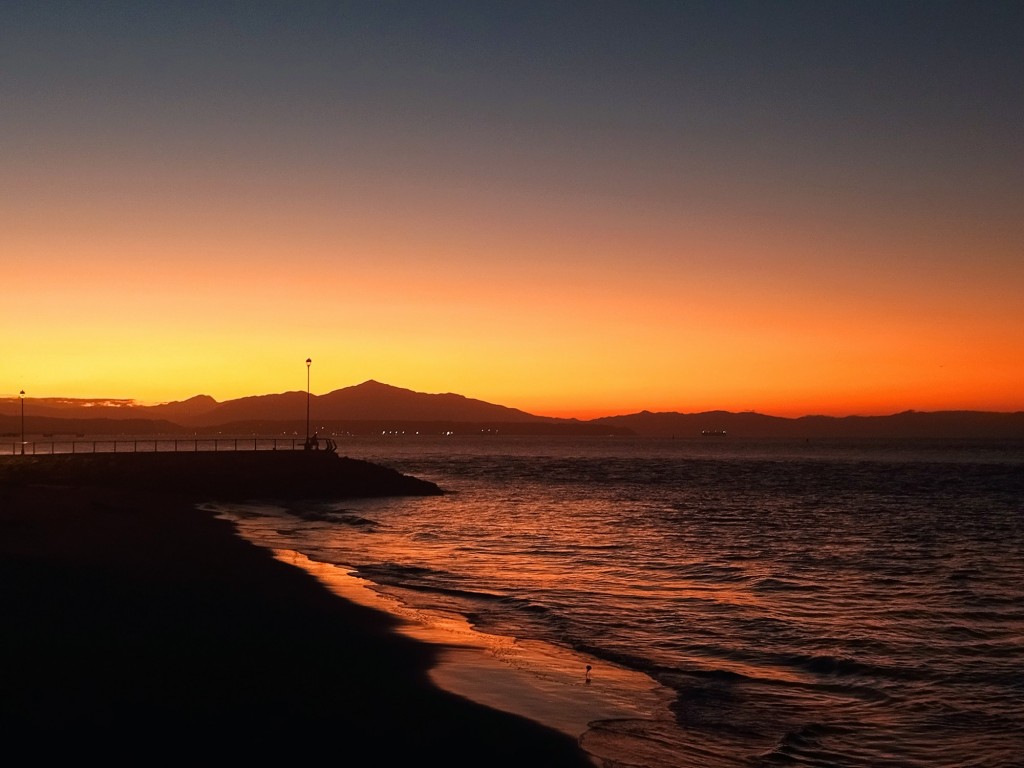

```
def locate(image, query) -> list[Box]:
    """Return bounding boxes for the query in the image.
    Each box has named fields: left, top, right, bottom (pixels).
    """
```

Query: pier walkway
left=1, top=436, right=336, bottom=456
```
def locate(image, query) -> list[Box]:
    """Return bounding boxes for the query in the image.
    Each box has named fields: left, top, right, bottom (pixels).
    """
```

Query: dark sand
left=0, top=454, right=596, bottom=764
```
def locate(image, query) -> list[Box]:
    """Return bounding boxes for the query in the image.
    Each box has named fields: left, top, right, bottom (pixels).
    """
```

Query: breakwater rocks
left=0, top=451, right=443, bottom=501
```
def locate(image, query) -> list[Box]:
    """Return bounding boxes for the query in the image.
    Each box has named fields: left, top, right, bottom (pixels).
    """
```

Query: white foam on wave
left=268, top=547, right=677, bottom=761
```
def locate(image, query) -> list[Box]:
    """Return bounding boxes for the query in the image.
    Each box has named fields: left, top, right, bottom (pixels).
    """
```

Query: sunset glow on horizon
left=4, top=2, right=1022, bottom=420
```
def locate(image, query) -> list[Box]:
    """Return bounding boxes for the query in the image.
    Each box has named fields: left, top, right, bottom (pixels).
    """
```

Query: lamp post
left=305, top=358, right=312, bottom=447
left=19, top=390, right=25, bottom=455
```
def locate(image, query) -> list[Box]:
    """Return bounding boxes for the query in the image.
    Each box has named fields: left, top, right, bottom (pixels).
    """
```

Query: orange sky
left=3, top=3, right=1022, bottom=419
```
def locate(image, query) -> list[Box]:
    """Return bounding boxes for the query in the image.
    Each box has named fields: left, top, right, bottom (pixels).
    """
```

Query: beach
left=0, top=454, right=596, bottom=765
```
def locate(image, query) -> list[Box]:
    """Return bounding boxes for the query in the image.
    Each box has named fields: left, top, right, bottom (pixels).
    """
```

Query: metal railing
left=1, top=437, right=321, bottom=456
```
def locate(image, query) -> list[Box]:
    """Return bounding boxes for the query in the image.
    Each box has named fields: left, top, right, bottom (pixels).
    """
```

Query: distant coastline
left=2, top=380, right=1022, bottom=440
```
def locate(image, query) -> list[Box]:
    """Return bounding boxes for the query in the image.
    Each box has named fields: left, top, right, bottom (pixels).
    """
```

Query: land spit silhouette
left=0, top=450, right=443, bottom=500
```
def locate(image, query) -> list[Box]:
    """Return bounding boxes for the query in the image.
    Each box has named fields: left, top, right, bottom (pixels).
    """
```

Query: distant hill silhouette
left=1, top=381, right=1022, bottom=439
left=189, top=380, right=550, bottom=427
left=0, top=395, right=219, bottom=423
left=591, top=410, right=1024, bottom=439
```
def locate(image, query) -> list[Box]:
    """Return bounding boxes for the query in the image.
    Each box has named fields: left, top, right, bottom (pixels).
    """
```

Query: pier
left=0, top=447, right=442, bottom=500
left=1, top=436, right=327, bottom=456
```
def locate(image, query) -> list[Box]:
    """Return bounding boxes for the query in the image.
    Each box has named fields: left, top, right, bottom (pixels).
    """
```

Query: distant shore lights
left=19, top=390, right=25, bottom=455
left=305, top=358, right=312, bottom=445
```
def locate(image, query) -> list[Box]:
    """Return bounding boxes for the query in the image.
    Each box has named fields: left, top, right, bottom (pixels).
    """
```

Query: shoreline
left=0, top=455, right=596, bottom=764
left=247, top=544, right=673, bottom=740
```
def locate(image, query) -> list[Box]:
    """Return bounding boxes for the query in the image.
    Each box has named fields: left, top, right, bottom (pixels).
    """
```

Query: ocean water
left=210, top=436, right=1024, bottom=768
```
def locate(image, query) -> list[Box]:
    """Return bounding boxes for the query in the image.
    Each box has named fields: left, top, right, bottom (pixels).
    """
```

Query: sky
left=3, top=1, right=1022, bottom=419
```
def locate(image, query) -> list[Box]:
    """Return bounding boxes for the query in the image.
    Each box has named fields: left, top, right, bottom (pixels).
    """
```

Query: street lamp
left=305, top=358, right=312, bottom=447
left=19, top=390, right=25, bottom=455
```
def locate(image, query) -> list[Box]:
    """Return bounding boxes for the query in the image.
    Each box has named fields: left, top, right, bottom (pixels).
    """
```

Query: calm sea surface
left=211, top=436, right=1024, bottom=768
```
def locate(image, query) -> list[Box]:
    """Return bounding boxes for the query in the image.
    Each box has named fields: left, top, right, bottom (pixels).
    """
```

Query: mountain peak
left=354, top=379, right=390, bottom=389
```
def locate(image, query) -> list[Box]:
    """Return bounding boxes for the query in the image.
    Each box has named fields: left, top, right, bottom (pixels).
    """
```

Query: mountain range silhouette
left=2, top=380, right=1022, bottom=439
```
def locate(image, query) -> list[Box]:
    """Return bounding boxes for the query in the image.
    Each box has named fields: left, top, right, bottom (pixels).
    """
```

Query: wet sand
left=0, top=454, right=596, bottom=764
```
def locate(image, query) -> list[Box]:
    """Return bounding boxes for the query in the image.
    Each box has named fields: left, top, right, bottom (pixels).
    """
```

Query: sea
left=207, top=435, right=1024, bottom=768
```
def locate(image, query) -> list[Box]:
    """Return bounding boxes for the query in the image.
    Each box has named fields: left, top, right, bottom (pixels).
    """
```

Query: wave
left=750, top=576, right=821, bottom=592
